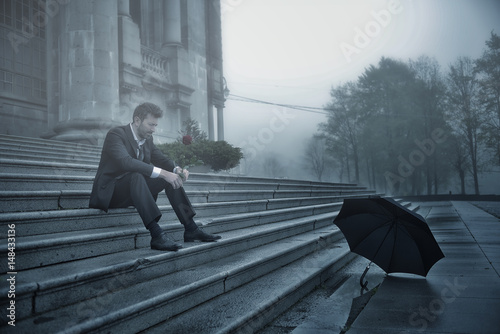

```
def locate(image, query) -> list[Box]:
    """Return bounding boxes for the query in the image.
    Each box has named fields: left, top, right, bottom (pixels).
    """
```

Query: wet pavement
left=260, top=201, right=500, bottom=334
left=347, top=201, right=500, bottom=334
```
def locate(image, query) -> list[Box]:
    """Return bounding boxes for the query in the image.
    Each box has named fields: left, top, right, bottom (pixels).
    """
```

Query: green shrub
left=157, top=141, right=204, bottom=168
left=158, top=139, right=243, bottom=172
left=157, top=118, right=243, bottom=172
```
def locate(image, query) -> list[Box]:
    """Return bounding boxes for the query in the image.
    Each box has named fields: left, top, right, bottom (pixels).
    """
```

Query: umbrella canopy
left=333, top=197, right=444, bottom=276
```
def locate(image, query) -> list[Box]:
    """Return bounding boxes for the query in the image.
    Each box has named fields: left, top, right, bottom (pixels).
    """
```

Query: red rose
left=182, top=135, right=193, bottom=145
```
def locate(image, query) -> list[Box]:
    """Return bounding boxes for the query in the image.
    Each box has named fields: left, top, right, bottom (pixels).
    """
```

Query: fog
left=220, top=0, right=500, bottom=193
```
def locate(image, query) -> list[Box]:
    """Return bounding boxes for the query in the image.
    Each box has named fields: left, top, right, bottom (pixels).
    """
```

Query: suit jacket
left=89, top=124, right=175, bottom=211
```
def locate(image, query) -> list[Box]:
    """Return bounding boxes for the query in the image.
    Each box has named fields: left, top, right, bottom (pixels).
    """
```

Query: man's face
left=134, top=114, right=158, bottom=140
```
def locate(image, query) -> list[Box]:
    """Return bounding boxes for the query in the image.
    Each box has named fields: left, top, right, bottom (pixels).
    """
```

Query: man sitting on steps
left=89, top=102, right=221, bottom=251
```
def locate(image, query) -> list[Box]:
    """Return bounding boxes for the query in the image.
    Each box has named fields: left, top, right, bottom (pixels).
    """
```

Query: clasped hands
left=159, top=167, right=189, bottom=189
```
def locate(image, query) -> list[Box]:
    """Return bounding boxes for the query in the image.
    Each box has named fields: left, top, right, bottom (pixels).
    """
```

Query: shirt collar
left=130, top=123, right=146, bottom=146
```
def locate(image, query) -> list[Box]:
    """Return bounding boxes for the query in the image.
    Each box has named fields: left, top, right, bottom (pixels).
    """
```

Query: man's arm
left=150, top=141, right=176, bottom=172
left=149, top=139, right=187, bottom=187
left=104, top=129, right=185, bottom=189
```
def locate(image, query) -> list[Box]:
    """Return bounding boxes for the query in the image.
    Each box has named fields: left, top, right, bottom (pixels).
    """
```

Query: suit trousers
left=108, top=172, right=196, bottom=228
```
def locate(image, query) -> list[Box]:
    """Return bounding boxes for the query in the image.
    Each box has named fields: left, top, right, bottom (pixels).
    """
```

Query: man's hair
left=133, top=103, right=163, bottom=121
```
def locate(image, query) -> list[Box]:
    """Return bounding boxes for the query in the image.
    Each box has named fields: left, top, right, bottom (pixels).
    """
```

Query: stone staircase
left=0, top=134, right=391, bottom=333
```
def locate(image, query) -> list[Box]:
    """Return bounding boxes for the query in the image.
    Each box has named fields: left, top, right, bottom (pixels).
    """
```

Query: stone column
left=118, top=0, right=143, bottom=94
left=161, top=0, right=192, bottom=121
left=163, top=0, right=182, bottom=47
left=217, top=107, right=224, bottom=141
left=50, top=0, right=120, bottom=144
left=208, top=106, right=215, bottom=141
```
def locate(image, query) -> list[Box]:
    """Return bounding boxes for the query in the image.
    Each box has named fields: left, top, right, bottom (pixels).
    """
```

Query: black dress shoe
left=151, top=232, right=183, bottom=251
left=184, top=228, right=221, bottom=242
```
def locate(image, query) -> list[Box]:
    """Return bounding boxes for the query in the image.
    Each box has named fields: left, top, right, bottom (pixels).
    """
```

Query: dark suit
left=89, top=124, right=196, bottom=228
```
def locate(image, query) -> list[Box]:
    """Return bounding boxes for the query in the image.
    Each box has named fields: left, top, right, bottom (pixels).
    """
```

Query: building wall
left=0, top=0, right=225, bottom=145
left=0, top=1, right=48, bottom=138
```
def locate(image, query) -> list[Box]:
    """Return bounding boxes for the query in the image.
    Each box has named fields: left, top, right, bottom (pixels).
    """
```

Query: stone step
left=146, top=242, right=355, bottom=334
left=0, top=158, right=98, bottom=176
left=0, top=134, right=381, bottom=333
left=0, top=133, right=354, bottom=186
left=0, top=189, right=262, bottom=212
left=0, top=171, right=373, bottom=193
left=0, top=148, right=101, bottom=164
left=1, top=136, right=100, bottom=155
left=0, top=135, right=367, bottom=193
left=0, top=142, right=100, bottom=159
left=0, top=156, right=366, bottom=187
left=10, top=222, right=351, bottom=333
left=2, top=191, right=386, bottom=238
left=0, top=157, right=361, bottom=189
left=0, top=134, right=99, bottom=153
left=0, top=187, right=376, bottom=213
left=3, top=213, right=337, bottom=321
left=0, top=173, right=95, bottom=191
left=0, top=201, right=347, bottom=272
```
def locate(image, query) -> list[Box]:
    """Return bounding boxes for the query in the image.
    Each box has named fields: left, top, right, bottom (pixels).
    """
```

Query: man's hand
left=179, top=168, right=190, bottom=181
left=159, top=169, right=183, bottom=189
left=174, top=166, right=190, bottom=181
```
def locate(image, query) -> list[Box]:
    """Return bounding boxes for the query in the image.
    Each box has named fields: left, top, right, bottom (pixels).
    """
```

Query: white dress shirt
left=129, top=123, right=162, bottom=178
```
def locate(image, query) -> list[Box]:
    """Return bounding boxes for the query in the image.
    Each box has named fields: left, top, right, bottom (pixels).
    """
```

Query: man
left=89, top=102, right=221, bottom=251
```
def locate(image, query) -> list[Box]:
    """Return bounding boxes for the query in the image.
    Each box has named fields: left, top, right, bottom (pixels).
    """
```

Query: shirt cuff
left=151, top=167, right=161, bottom=178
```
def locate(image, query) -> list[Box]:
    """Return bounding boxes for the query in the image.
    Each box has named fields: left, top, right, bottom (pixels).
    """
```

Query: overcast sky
left=220, top=0, right=500, bottom=171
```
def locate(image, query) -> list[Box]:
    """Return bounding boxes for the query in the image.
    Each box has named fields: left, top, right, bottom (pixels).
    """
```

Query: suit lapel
left=123, top=124, right=153, bottom=163
left=123, top=125, right=139, bottom=158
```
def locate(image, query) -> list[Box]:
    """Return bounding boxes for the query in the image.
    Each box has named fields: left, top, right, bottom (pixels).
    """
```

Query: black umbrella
left=334, top=196, right=444, bottom=281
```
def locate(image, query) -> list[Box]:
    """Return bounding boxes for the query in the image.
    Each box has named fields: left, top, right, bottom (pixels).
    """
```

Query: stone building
left=0, top=0, right=226, bottom=144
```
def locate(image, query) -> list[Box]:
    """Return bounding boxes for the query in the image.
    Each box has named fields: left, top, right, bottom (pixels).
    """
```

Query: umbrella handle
left=360, top=263, right=371, bottom=293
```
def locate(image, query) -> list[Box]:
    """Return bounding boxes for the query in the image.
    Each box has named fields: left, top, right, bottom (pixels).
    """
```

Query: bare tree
left=320, top=81, right=362, bottom=183
left=261, top=153, right=285, bottom=178
left=409, top=55, right=449, bottom=194
left=476, top=32, right=500, bottom=166
left=304, top=136, right=328, bottom=181
left=447, top=57, right=484, bottom=195
left=450, top=135, right=469, bottom=194
left=357, top=57, right=421, bottom=195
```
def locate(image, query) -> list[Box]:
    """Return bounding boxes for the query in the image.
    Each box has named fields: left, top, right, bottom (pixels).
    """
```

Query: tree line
left=311, top=32, right=500, bottom=196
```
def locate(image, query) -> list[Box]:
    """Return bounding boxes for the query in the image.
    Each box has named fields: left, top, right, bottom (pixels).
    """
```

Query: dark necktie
left=138, top=144, right=144, bottom=161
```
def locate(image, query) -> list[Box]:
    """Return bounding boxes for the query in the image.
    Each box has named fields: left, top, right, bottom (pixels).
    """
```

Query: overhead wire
left=227, top=94, right=451, bottom=120
left=227, top=94, right=329, bottom=115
